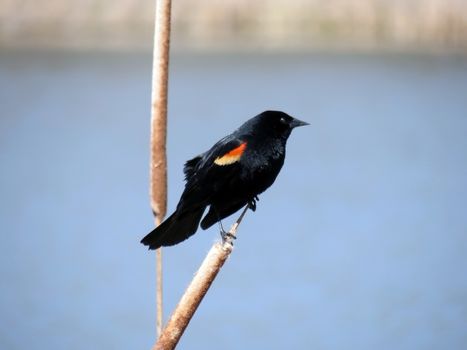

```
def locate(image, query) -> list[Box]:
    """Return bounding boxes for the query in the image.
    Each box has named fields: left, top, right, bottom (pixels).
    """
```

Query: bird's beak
left=290, top=118, right=309, bottom=128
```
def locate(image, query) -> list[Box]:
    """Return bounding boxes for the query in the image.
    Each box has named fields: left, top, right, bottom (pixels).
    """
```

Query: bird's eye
left=280, top=117, right=287, bottom=124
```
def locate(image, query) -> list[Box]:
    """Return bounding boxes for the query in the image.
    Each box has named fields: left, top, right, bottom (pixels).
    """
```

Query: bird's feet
left=248, top=196, right=259, bottom=212
left=217, top=221, right=236, bottom=243
left=221, top=230, right=237, bottom=242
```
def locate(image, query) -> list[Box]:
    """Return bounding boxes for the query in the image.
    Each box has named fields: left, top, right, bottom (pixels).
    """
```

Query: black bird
left=141, top=110, right=308, bottom=249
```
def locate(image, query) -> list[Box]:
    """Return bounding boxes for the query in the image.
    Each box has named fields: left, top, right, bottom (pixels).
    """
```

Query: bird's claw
left=220, top=229, right=237, bottom=244
left=224, top=232, right=237, bottom=240
left=248, top=196, right=259, bottom=212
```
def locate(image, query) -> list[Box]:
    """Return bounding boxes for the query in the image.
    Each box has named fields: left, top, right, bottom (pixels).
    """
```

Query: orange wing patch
left=214, top=142, right=247, bottom=166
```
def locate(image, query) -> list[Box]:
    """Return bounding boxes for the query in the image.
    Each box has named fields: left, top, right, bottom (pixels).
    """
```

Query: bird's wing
left=177, top=136, right=247, bottom=211
left=183, top=135, right=246, bottom=180
left=199, top=136, right=247, bottom=169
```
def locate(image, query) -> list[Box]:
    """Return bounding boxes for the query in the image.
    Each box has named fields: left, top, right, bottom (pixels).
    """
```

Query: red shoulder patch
left=214, top=142, right=247, bottom=166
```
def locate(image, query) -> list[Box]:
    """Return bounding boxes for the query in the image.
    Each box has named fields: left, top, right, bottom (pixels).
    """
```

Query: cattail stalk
left=154, top=206, right=249, bottom=350
left=150, top=0, right=172, bottom=339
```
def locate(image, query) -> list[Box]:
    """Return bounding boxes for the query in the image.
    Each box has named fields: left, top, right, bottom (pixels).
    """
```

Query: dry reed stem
left=154, top=205, right=250, bottom=350
left=150, top=0, right=172, bottom=339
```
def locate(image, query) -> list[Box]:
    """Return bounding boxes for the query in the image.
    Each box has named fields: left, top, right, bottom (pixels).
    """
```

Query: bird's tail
left=140, top=207, right=205, bottom=250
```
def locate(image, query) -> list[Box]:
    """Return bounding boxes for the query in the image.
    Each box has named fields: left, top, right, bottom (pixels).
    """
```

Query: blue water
left=1, top=50, right=467, bottom=349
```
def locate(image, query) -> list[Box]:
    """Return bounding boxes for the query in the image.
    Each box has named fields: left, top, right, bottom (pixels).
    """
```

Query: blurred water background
left=1, top=1, right=467, bottom=349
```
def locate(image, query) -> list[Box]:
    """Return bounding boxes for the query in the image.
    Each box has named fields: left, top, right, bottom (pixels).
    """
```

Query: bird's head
left=254, top=110, right=309, bottom=140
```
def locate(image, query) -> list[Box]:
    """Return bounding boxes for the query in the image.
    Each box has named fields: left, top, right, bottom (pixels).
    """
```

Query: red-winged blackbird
left=141, top=110, right=308, bottom=249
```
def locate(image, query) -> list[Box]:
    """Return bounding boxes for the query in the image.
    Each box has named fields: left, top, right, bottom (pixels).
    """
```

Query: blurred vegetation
left=1, top=0, right=466, bottom=52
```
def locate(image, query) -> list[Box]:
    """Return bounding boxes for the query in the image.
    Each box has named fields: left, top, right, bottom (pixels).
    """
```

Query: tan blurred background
left=1, top=0, right=467, bottom=52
